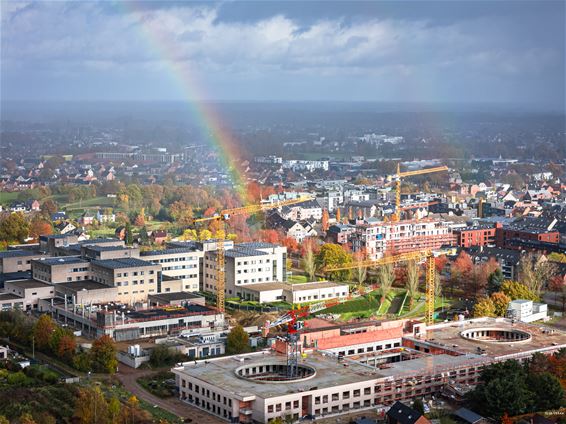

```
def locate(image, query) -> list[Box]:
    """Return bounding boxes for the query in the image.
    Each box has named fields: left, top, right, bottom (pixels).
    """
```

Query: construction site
left=173, top=316, right=566, bottom=423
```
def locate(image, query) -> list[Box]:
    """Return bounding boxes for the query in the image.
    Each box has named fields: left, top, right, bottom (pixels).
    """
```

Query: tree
left=134, top=208, right=145, bottom=227
left=378, top=262, right=395, bottom=303
left=321, top=209, right=329, bottom=232
left=435, top=255, right=448, bottom=273
left=18, top=413, right=37, bottom=424
left=301, top=241, right=317, bottom=281
left=40, top=199, right=58, bottom=217
left=91, top=335, right=117, bottom=374
left=473, top=297, right=496, bottom=318
left=353, top=251, right=368, bottom=289
left=34, top=314, right=56, bottom=351
left=412, top=398, right=425, bottom=415
left=501, top=280, right=538, bottom=301
left=124, top=223, right=133, bottom=245
left=180, top=229, right=198, bottom=241
left=29, top=218, right=53, bottom=241
left=0, top=212, right=30, bottom=244
left=467, top=360, right=533, bottom=418
left=108, top=397, right=121, bottom=424
left=138, top=226, right=149, bottom=245
left=315, top=244, right=352, bottom=282
left=226, top=325, right=251, bottom=355
left=490, top=292, right=511, bottom=317
left=405, top=260, right=420, bottom=308
left=451, top=251, right=473, bottom=290
left=519, top=253, right=557, bottom=295
left=549, top=275, right=566, bottom=312
left=74, top=387, right=109, bottom=424
left=528, top=372, right=564, bottom=411
left=335, top=208, right=341, bottom=223
left=487, top=268, right=504, bottom=295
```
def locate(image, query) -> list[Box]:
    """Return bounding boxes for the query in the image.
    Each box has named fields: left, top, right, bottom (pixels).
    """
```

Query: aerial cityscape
left=0, top=1, right=565, bottom=423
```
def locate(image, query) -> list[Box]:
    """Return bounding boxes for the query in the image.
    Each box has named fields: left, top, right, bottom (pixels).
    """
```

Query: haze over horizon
left=1, top=0, right=565, bottom=112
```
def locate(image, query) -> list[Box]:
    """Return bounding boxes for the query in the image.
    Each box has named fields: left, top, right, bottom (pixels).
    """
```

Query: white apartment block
left=354, top=219, right=453, bottom=260
left=203, top=243, right=287, bottom=298
left=279, top=199, right=322, bottom=221
left=141, top=248, right=203, bottom=292
left=282, top=160, right=329, bottom=172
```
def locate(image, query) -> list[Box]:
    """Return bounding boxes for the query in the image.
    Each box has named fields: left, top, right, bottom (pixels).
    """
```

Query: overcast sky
left=1, top=1, right=564, bottom=110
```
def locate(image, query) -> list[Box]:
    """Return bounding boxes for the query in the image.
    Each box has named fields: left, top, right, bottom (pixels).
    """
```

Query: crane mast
left=389, top=165, right=448, bottom=222
left=194, top=195, right=313, bottom=312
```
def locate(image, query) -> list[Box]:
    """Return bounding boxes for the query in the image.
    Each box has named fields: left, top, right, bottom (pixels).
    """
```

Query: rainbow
left=118, top=2, right=250, bottom=204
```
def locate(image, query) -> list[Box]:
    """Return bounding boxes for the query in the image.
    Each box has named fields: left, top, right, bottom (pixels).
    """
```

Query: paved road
left=116, top=365, right=225, bottom=423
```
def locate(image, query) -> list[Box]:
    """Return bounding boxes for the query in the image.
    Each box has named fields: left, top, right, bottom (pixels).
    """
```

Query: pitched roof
left=386, top=401, right=425, bottom=424
left=453, top=408, right=484, bottom=424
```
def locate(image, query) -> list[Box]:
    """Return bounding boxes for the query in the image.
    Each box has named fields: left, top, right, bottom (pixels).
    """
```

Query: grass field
left=288, top=274, right=309, bottom=284
left=62, top=196, right=116, bottom=211
left=0, top=191, right=19, bottom=205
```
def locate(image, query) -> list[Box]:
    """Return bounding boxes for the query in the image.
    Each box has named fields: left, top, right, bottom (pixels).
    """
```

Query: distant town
left=0, top=109, right=565, bottom=423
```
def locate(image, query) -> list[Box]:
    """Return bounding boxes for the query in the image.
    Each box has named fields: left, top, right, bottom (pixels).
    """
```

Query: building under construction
left=173, top=317, right=566, bottom=423
left=353, top=218, right=455, bottom=260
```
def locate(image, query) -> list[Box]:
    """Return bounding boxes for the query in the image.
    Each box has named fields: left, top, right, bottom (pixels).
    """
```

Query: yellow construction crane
left=194, top=196, right=313, bottom=312
left=324, top=250, right=439, bottom=325
left=388, top=165, right=448, bottom=221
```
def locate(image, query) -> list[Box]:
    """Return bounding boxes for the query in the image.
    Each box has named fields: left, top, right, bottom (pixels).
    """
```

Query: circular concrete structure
left=235, top=361, right=316, bottom=384
left=460, top=327, right=531, bottom=343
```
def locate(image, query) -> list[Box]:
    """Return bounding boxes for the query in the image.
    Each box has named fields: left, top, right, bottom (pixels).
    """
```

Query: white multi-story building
left=353, top=219, right=454, bottom=260
left=282, top=160, right=329, bottom=172
left=279, top=199, right=322, bottom=221
left=141, top=248, right=203, bottom=292
left=203, top=243, right=287, bottom=298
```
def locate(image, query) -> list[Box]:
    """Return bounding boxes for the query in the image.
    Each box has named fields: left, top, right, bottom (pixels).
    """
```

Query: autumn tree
left=519, top=253, right=557, bottom=295
left=180, top=229, right=198, bottom=241
left=74, top=386, right=109, bottom=424
left=321, top=209, right=329, bottom=232
left=549, top=275, right=566, bottom=312
left=301, top=241, right=317, bottom=281
left=405, top=260, right=420, bottom=308
left=435, top=255, right=448, bottom=273
left=34, top=314, right=56, bottom=351
left=134, top=208, right=145, bottom=227
left=40, top=199, right=59, bottom=217
left=378, top=262, right=395, bottom=303
left=258, top=229, right=281, bottom=244
left=49, top=327, right=77, bottom=361
left=226, top=325, right=251, bottom=355
left=501, top=280, right=539, bottom=301
left=490, top=292, right=511, bottom=317
left=170, top=201, right=194, bottom=226
left=91, top=335, right=118, bottom=374
left=473, top=297, right=496, bottom=318
left=335, top=208, right=341, bottom=223
left=29, top=218, right=53, bottom=241
left=0, top=212, right=30, bottom=244
left=451, top=251, right=473, bottom=293
left=315, top=243, right=352, bottom=282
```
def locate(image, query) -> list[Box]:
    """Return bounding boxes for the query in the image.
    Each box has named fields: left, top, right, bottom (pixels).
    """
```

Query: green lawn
left=62, top=196, right=116, bottom=211
left=0, top=191, right=19, bottom=205
left=288, top=275, right=309, bottom=284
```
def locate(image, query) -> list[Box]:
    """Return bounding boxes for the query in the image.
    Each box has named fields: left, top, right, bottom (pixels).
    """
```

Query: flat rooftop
left=56, top=280, right=114, bottom=292
left=148, top=292, right=204, bottom=302
left=92, top=258, right=155, bottom=269
left=242, top=281, right=346, bottom=292
left=5, top=279, right=51, bottom=289
left=418, top=318, right=566, bottom=359
left=174, top=351, right=379, bottom=399
left=0, top=250, right=43, bottom=258
left=34, top=257, right=89, bottom=266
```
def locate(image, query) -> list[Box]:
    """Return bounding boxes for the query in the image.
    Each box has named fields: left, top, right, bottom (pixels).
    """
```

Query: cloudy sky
left=1, top=1, right=564, bottom=109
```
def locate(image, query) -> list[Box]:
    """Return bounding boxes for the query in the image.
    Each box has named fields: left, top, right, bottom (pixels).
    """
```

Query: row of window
left=116, top=279, right=155, bottom=286
left=116, top=270, right=154, bottom=277
left=337, top=341, right=401, bottom=357
left=118, top=289, right=155, bottom=295
left=296, top=292, right=346, bottom=302
left=163, top=264, right=197, bottom=271
left=153, top=256, right=198, bottom=263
